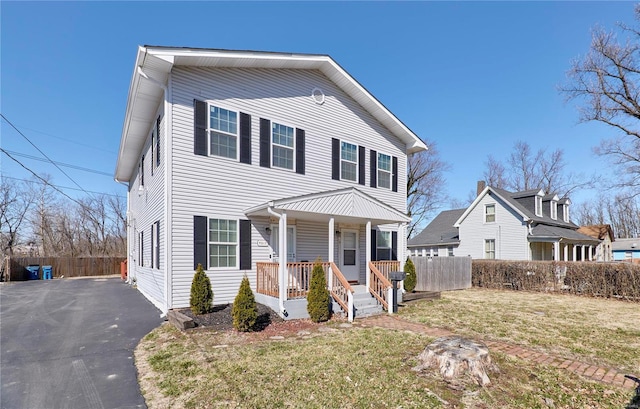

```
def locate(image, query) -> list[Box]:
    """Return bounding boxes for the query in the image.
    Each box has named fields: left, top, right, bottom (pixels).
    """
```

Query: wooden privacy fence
left=410, top=256, right=472, bottom=291
left=4, top=257, right=124, bottom=281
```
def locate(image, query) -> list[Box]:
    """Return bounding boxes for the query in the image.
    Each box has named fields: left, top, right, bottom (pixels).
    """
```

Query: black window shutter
left=155, top=221, right=160, bottom=269
left=370, top=150, right=377, bottom=188
left=150, top=227, right=154, bottom=268
left=392, top=231, right=398, bottom=260
left=141, top=155, right=145, bottom=186
left=156, top=116, right=161, bottom=167
left=240, top=113, right=252, bottom=164
left=239, top=220, right=252, bottom=270
left=194, top=99, right=207, bottom=156
left=259, top=118, right=271, bottom=168
left=358, top=146, right=365, bottom=185
left=140, top=231, right=144, bottom=266
left=392, top=156, right=398, bottom=192
left=331, top=138, right=340, bottom=180
left=370, top=229, right=377, bottom=262
left=295, top=128, right=305, bottom=174
left=193, top=216, right=207, bottom=270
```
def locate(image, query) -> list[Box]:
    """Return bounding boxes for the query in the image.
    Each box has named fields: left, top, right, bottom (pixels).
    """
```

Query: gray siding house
left=409, top=183, right=600, bottom=261
left=115, top=46, right=427, bottom=320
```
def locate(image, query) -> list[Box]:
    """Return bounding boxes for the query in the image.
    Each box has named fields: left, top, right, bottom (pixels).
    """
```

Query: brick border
left=361, top=315, right=635, bottom=390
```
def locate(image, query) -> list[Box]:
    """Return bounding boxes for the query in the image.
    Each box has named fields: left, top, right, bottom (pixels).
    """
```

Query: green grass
left=137, top=321, right=631, bottom=408
left=399, top=288, right=640, bottom=372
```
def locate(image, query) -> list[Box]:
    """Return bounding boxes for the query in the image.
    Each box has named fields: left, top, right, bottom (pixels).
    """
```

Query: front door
left=340, top=230, right=359, bottom=282
left=270, top=225, right=296, bottom=262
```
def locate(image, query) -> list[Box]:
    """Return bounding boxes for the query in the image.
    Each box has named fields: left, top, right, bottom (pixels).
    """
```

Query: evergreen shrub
left=190, top=263, right=213, bottom=315
left=306, top=260, right=331, bottom=322
left=232, top=276, right=258, bottom=332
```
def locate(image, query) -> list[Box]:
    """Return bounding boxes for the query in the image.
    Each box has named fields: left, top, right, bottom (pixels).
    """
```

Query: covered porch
left=245, top=188, right=409, bottom=321
left=529, top=225, right=601, bottom=261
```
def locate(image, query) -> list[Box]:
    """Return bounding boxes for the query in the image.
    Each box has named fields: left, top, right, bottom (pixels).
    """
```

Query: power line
left=3, top=149, right=113, bottom=177
left=3, top=124, right=117, bottom=154
left=2, top=175, right=125, bottom=199
left=1, top=113, right=94, bottom=198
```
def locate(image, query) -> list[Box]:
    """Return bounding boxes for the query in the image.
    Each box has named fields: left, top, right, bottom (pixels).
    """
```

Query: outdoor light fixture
left=265, top=227, right=272, bottom=234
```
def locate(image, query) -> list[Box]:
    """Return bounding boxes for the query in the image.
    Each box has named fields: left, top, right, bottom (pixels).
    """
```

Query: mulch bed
left=177, top=303, right=284, bottom=331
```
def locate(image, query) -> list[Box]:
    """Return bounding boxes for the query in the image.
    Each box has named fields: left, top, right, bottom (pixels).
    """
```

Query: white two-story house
left=114, top=46, right=427, bottom=320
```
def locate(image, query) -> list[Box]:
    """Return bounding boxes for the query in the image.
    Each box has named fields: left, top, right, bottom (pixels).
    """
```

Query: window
left=625, top=251, right=633, bottom=260
left=139, top=231, right=144, bottom=266
left=484, top=239, right=495, bottom=259
left=156, top=116, right=161, bottom=167
left=209, top=219, right=238, bottom=268
left=340, top=141, right=358, bottom=182
left=140, top=155, right=145, bottom=187
left=551, top=201, right=557, bottom=220
left=485, top=204, right=496, bottom=223
left=152, top=221, right=160, bottom=269
left=271, top=122, right=294, bottom=170
left=376, top=230, right=392, bottom=260
left=448, top=247, right=454, bottom=257
left=563, top=205, right=570, bottom=222
left=377, top=153, right=392, bottom=189
left=535, top=196, right=542, bottom=216
left=209, top=105, right=238, bottom=159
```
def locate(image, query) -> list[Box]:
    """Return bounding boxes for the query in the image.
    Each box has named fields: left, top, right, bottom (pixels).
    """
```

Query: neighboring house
left=577, top=225, right=615, bottom=262
left=114, top=46, right=427, bottom=320
left=612, top=238, right=640, bottom=261
left=410, top=182, right=600, bottom=260
left=407, top=208, right=465, bottom=257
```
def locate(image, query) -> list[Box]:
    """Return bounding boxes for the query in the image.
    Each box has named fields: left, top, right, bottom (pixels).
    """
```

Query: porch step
left=352, top=287, right=383, bottom=318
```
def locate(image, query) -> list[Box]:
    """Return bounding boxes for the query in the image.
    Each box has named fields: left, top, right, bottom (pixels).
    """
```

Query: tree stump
left=412, top=336, right=497, bottom=386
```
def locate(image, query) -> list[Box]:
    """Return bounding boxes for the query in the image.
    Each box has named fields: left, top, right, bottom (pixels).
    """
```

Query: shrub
left=404, top=257, right=417, bottom=292
left=307, top=260, right=331, bottom=322
left=190, top=263, right=213, bottom=315
left=232, top=276, right=258, bottom=332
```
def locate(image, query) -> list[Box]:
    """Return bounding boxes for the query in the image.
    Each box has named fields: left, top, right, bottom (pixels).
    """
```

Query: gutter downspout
left=266, top=206, right=287, bottom=317
left=114, top=179, right=132, bottom=285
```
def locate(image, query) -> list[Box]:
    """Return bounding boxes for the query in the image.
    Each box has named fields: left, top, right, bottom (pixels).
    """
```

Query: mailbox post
left=388, top=271, right=406, bottom=313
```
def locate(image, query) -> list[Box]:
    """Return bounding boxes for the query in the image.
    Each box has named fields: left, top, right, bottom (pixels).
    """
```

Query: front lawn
left=135, top=289, right=635, bottom=409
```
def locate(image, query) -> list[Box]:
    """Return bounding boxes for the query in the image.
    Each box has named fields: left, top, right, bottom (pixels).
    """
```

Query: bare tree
left=561, top=7, right=640, bottom=197
left=575, top=196, right=640, bottom=238
left=1, top=179, right=35, bottom=255
left=482, top=141, right=590, bottom=197
left=407, top=140, right=450, bottom=238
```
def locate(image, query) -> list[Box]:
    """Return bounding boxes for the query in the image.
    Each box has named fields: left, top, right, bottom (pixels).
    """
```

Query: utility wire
left=4, top=149, right=112, bottom=177
left=3, top=124, right=117, bottom=154
left=3, top=175, right=125, bottom=198
left=1, top=113, right=94, bottom=198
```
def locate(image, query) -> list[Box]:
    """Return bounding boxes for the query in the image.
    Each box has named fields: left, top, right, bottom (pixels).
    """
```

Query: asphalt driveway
left=1, top=277, right=163, bottom=409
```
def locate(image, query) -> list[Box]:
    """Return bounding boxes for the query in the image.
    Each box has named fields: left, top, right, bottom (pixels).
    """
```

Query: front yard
left=135, top=289, right=638, bottom=408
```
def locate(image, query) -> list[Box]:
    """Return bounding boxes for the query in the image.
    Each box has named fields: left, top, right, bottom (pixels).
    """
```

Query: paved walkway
left=361, top=314, right=636, bottom=390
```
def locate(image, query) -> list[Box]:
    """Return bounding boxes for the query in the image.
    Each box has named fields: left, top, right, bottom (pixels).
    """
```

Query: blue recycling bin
left=26, top=265, right=40, bottom=280
left=42, top=265, right=53, bottom=280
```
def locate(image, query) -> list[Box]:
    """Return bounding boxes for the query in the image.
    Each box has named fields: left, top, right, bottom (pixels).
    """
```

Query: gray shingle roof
left=408, top=208, right=465, bottom=247
left=612, top=238, right=640, bottom=251
left=530, top=225, right=600, bottom=243
left=491, top=187, right=577, bottom=229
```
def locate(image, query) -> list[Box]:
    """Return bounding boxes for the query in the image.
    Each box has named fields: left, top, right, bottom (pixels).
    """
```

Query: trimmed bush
left=307, top=260, right=331, bottom=322
left=232, top=276, right=258, bottom=332
left=404, top=257, right=417, bottom=292
left=190, top=263, right=213, bottom=315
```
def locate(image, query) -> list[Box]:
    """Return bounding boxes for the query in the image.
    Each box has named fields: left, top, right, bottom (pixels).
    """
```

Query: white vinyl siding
left=456, top=192, right=529, bottom=260
left=167, top=66, right=407, bottom=307
left=128, top=105, right=166, bottom=311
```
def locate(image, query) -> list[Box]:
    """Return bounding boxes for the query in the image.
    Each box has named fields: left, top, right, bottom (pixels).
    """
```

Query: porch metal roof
left=244, top=187, right=411, bottom=225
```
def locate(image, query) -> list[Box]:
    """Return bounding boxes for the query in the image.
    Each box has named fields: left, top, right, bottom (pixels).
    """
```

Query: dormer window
left=551, top=201, right=557, bottom=220
left=564, top=204, right=570, bottom=222
left=535, top=195, right=542, bottom=217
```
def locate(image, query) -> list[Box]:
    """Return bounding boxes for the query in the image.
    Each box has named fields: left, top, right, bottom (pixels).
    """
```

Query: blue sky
left=1, top=1, right=634, bottom=214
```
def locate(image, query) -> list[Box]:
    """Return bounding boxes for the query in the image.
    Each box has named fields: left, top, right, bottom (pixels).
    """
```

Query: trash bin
left=42, top=265, right=53, bottom=280
left=26, top=265, right=40, bottom=280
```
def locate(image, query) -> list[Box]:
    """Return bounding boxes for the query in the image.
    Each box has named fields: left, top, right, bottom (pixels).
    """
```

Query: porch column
left=588, top=245, right=593, bottom=261
left=328, top=217, right=334, bottom=290
left=399, top=223, right=407, bottom=271
left=279, top=211, right=288, bottom=307
left=580, top=245, right=585, bottom=262
left=366, top=220, right=371, bottom=290
left=564, top=244, right=569, bottom=261
left=572, top=245, right=577, bottom=261
left=554, top=241, right=560, bottom=261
